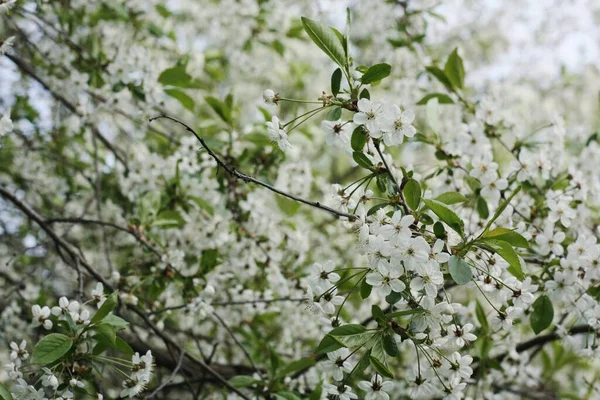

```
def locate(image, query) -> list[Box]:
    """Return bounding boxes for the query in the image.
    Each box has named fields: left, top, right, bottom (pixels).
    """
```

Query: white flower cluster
left=120, top=351, right=154, bottom=398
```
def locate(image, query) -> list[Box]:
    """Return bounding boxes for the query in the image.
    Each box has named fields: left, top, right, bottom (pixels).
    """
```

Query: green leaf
left=328, top=325, right=374, bottom=348
left=351, top=126, right=367, bottom=151
left=275, top=392, right=303, bottom=400
left=476, top=300, right=489, bottom=332
left=201, top=249, right=219, bottom=273
left=482, top=239, right=524, bottom=280
left=315, top=334, right=343, bottom=354
left=383, top=334, right=399, bottom=357
left=91, top=291, right=118, bottom=324
left=425, top=66, right=453, bottom=90
left=229, top=375, right=260, bottom=388
left=376, top=175, right=387, bottom=193
left=0, top=383, right=13, bottom=400
left=444, top=48, right=465, bottom=89
left=331, top=68, right=342, bottom=97
left=433, top=221, right=446, bottom=239
left=329, top=324, right=367, bottom=335
left=114, top=337, right=134, bottom=357
left=385, top=291, right=403, bottom=304
left=435, top=192, right=468, bottom=205
left=448, top=255, right=472, bottom=284
left=387, top=308, right=425, bottom=318
left=483, top=228, right=529, bottom=248
left=370, top=339, right=393, bottom=378
left=32, top=333, right=73, bottom=364
left=353, top=349, right=371, bottom=377
left=103, top=314, right=130, bottom=330
left=301, top=17, right=347, bottom=68
left=275, top=196, right=301, bottom=216
left=154, top=210, right=184, bottom=228
left=359, top=88, right=370, bottom=99
left=416, top=93, right=454, bottom=105
left=367, top=203, right=388, bottom=216
left=476, top=196, right=489, bottom=218
left=353, top=151, right=373, bottom=169
left=205, top=96, right=232, bottom=125
left=158, top=65, right=193, bottom=87
left=93, top=323, right=117, bottom=347
left=531, top=295, right=554, bottom=334
left=331, top=331, right=376, bottom=348
left=326, top=106, right=342, bottom=121
left=371, top=305, right=385, bottom=320
left=165, top=89, right=195, bottom=112
left=422, top=199, right=464, bottom=236
left=482, top=186, right=521, bottom=234
left=278, top=357, right=316, bottom=378
left=403, top=179, right=421, bottom=210
left=361, top=63, right=392, bottom=85
left=360, top=279, right=372, bottom=299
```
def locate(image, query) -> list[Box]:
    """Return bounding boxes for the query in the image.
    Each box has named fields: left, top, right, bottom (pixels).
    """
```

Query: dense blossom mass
left=1, top=0, right=600, bottom=399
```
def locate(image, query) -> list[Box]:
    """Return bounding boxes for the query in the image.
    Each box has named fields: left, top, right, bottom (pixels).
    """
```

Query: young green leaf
left=331, top=68, right=342, bottom=97
left=276, top=196, right=301, bottom=216
left=367, top=203, right=388, bottom=216
left=301, top=17, right=347, bottom=68
left=475, top=301, right=489, bottom=332
left=422, top=199, right=464, bottom=236
left=278, top=357, right=316, bottom=378
left=31, top=333, right=73, bottom=364
left=435, top=192, right=468, bottom=205
left=315, top=334, right=343, bottom=354
left=331, top=331, right=376, bottom=348
left=416, top=93, right=454, bottom=105
left=482, top=185, right=521, bottom=234
left=531, top=295, right=554, bottom=334
left=360, top=279, right=372, bottom=299
left=403, top=179, right=421, bottom=210
left=93, top=323, right=117, bottom=347
left=158, top=65, right=192, bottom=87
left=370, top=339, right=393, bottom=378
left=433, top=221, right=446, bottom=239
left=361, top=63, right=392, bottom=85
left=444, top=48, right=465, bottom=89
left=91, top=291, right=118, bottom=324
left=165, top=89, right=195, bottom=112
left=482, top=228, right=529, bottom=248
left=425, top=66, right=453, bottom=91
left=326, top=106, right=342, bottom=121
left=383, top=334, right=399, bottom=357
left=481, top=239, right=524, bottom=280
left=359, top=88, right=370, bottom=99
left=102, top=314, right=130, bottom=330
left=353, top=151, right=373, bottom=169
left=387, top=308, right=425, bottom=318
left=0, top=383, right=13, bottom=400
left=476, top=196, right=489, bottom=218
left=205, top=96, right=232, bottom=125
left=448, top=255, right=472, bottom=284
left=229, top=375, right=261, bottom=388
left=351, top=126, right=367, bottom=151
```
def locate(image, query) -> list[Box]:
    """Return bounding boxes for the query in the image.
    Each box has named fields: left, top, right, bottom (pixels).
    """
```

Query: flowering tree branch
left=150, top=114, right=357, bottom=221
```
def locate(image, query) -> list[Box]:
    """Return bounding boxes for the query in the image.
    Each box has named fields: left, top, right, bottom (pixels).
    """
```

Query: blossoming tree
left=1, top=0, right=600, bottom=399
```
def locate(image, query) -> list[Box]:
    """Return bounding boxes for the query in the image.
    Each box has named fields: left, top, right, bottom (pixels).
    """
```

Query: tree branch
left=149, top=114, right=357, bottom=221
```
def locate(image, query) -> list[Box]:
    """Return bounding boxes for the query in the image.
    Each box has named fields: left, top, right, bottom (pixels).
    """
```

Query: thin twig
left=212, top=312, right=262, bottom=378
left=149, top=115, right=357, bottom=221
left=146, top=349, right=186, bottom=399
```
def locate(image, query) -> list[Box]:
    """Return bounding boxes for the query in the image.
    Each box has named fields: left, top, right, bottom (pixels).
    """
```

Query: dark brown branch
left=473, top=325, right=593, bottom=377
left=149, top=115, right=357, bottom=222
